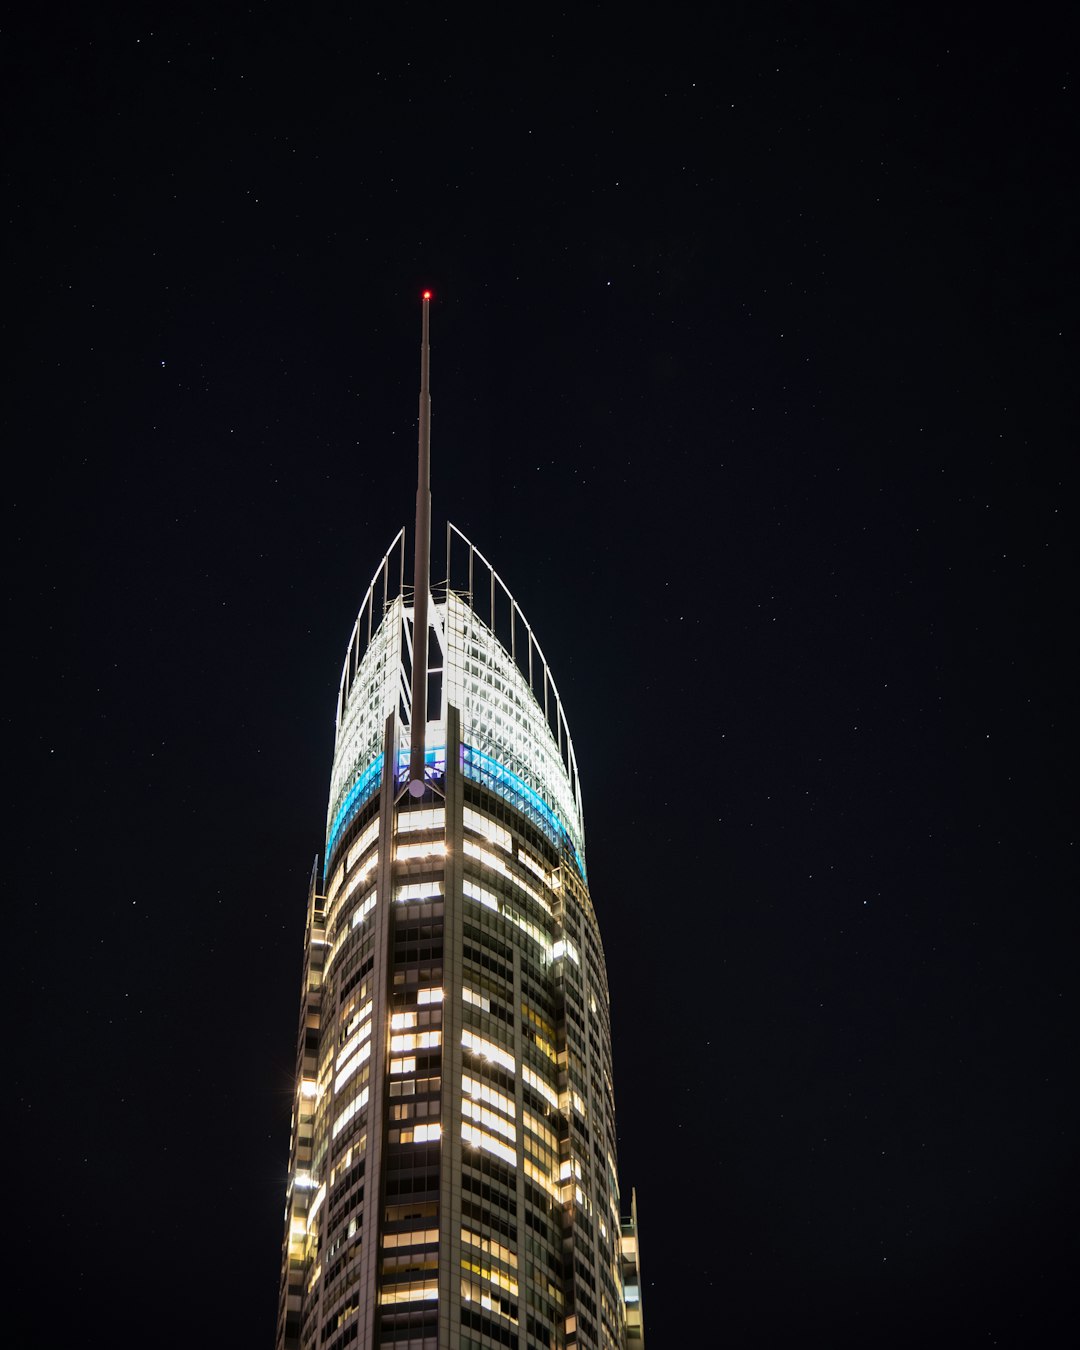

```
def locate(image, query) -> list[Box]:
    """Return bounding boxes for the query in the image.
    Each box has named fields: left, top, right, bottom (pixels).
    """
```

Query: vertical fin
left=408, top=291, right=432, bottom=795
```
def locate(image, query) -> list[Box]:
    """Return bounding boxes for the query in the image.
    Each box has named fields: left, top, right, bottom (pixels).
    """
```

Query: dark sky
left=5, top=4, right=1074, bottom=1346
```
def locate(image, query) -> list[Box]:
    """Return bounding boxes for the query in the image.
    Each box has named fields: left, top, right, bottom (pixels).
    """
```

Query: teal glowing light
left=325, top=756, right=382, bottom=875
left=461, top=744, right=586, bottom=880
left=325, top=744, right=584, bottom=881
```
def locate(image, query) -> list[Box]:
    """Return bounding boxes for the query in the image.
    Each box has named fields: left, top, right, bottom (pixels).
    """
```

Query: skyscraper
left=276, top=296, right=643, bottom=1350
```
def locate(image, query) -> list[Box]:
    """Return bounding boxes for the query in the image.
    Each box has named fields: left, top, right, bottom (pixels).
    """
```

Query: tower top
left=408, top=292, right=433, bottom=796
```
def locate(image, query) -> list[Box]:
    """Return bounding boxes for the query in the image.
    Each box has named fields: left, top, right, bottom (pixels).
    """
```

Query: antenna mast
left=407, top=291, right=432, bottom=796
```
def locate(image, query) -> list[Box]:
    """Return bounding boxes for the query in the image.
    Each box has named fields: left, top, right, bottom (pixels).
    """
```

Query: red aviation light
left=421, top=289, right=432, bottom=300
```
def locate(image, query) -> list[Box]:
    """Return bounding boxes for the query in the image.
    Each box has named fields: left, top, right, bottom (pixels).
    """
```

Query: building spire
left=407, top=290, right=433, bottom=796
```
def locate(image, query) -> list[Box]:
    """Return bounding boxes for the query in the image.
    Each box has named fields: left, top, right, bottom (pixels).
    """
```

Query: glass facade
left=276, top=526, right=643, bottom=1350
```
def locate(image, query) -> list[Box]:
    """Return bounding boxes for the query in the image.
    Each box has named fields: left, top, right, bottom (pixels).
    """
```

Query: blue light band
left=325, top=743, right=585, bottom=882
left=461, top=744, right=586, bottom=880
left=324, top=756, right=382, bottom=877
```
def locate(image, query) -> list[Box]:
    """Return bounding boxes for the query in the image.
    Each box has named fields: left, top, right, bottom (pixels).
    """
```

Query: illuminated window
left=345, top=816, right=380, bottom=870
left=462, top=985, right=490, bottom=1012
left=463, top=838, right=549, bottom=911
left=553, top=936, right=580, bottom=965
left=378, top=1280, right=439, bottom=1304
left=462, top=1122, right=517, bottom=1167
left=390, top=1122, right=442, bottom=1144
left=460, top=1256, right=519, bottom=1297
left=396, top=807, right=446, bottom=834
left=395, top=881, right=444, bottom=903
left=462, top=1098, right=516, bottom=1142
left=463, top=806, right=512, bottom=852
left=326, top=861, right=346, bottom=908
left=462, top=1073, right=515, bottom=1118
left=396, top=840, right=447, bottom=862
left=331, top=1087, right=369, bottom=1139
left=461, top=1226, right=518, bottom=1269
left=521, top=1064, right=558, bottom=1109
left=343, top=998, right=373, bottom=1038
left=390, top=1030, right=442, bottom=1053
left=525, top=1156, right=559, bottom=1199
left=523, top=1109, right=558, bottom=1153
left=461, top=1029, right=515, bottom=1075
left=516, top=846, right=548, bottom=882
left=462, top=879, right=552, bottom=958
left=334, top=1041, right=371, bottom=1092
left=383, top=1229, right=439, bottom=1249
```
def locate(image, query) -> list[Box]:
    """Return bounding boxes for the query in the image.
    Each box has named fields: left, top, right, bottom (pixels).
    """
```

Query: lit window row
left=462, top=1122, right=517, bottom=1168
left=461, top=1029, right=515, bottom=1075
left=395, top=881, right=444, bottom=903
left=344, top=998, right=373, bottom=1037
left=307, top=1182, right=327, bottom=1227
left=389, top=1056, right=416, bottom=1075
left=346, top=815, right=380, bottom=870
left=350, top=892, right=377, bottom=930
left=526, top=1030, right=557, bottom=1063
left=324, top=890, right=378, bottom=976
left=389, top=1122, right=442, bottom=1144
left=396, top=807, right=446, bottom=834
left=336, top=1008, right=373, bottom=1069
left=515, top=846, right=547, bottom=883
left=462, top=1097, right=516, bottom=1143
left=383, top=1229, right=439, bottom=1249
left=523, top=1134, right=556, bottom=1174
left=334, top=1040, right=370, bottom=1093
left=523, top=1108, right=558, bottom=1153
left=522, top=1002, right=556, bottom=1039
left=462, top=879, right=552, bottom=959
left=461, top=1256, right=519, bottom=1297
left=463, top=805, right=512, bottom=853
left=378, top=1281, right=438, bottom=1305
left=340, top=853, right=378, bottom=908
left=463, top=838, right=547, bottom=911
left=332, top=1087, right=369, bottom=1139
left=417, top=986, right=443, bottom=1005
left=462, top=985, right=490, bottom=1012
left=326, top=860, right=345, bottom=909
left=521, top=1064, right=558, bottom=1109
left=460, top=1276, right=517, bottom=1322
left=525, top=1157, right=559, bottom=1200
left=461, top=1226, right=518, bottom=1270
left=390, top=1030, right=442, bottom=1053
left=396, top=840, right=446, bottom=862
left=463, top=876, right=498, bottom=913
left=462, top=1072, right=515, bottom=1118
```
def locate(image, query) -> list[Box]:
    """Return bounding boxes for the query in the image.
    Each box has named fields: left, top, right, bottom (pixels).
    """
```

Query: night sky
left=5, top=5, right=1074, bottom=1346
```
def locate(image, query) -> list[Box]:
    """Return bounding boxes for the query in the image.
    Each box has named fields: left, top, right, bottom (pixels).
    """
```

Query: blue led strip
left=325, top=756, right=382, bottom=877
left=461, top=744, right=586, bottom=880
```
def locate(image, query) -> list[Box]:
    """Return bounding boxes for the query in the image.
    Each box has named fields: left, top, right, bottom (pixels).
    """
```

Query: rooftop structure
left=276, top=297, right=643, bottom=1350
